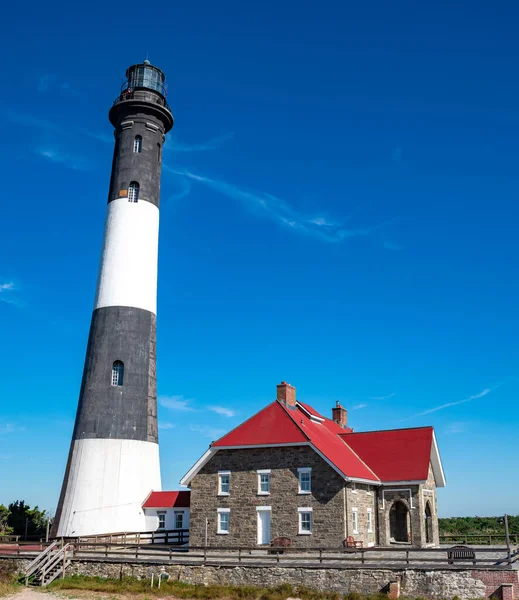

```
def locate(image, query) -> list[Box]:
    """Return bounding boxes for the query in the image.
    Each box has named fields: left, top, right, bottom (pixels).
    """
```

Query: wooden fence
left=440, top=533, right=519, bottom=545
left=2, top=540, right=517, bottom=569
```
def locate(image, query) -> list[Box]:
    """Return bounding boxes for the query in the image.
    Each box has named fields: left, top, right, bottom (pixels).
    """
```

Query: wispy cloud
left=159, top=395, right=197, bottom=411
left=0, top=282, right=23, bottom=306
left=159, top=422, right=176, bottom=430
left=168, top=132, right=235, bottom=153
left=35, top=147, right=93, bottom=171
left=208, top=406, right=236, bottom=418
left=190, top=425, right=226, bottom=440
left=369, top=392, right=396, bottom=401
left=383, top=241, right=403, bottom=251
left=166, top=167, right=393, bottom=243
left=445, top=422, right=467, bottom=434
left=402, top=385, right=502, bottom=421
left=352, top=403, right=368, bottom=410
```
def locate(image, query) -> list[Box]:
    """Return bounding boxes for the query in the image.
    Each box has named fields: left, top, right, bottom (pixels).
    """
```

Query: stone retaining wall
left=2, top=556, right=517, bottom=600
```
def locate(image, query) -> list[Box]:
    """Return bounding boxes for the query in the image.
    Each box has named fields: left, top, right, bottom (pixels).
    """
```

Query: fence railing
left=47, top=542, right=519, bottom=568
left=2, top=538, right=517, bottom=569
left=64, top=529, right=189, bottom=546
left=440, top=533, right=519, bottom=545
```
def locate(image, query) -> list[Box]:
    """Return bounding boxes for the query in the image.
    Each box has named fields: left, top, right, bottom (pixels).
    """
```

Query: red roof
left=342, top=427, right=434, bottom=482
left=213, top=401, right=379, bottom=483
left=143, top=491, right=190, bottom=508
left=201, top=400, right=442, bottom=486
left=213, top=401, right=308, bottom=447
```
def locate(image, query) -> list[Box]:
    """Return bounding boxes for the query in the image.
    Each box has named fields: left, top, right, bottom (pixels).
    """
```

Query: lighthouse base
left=55, top=438, right=161, bottom=537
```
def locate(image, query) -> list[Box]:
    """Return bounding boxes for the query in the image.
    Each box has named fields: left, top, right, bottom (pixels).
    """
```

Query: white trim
left=256, top=506, right=272, bottom=511
left=257, top=470, right=271, bottom=495
left=380, top=480, right=426, bottom=485
left=296, top=402, right=325, bottom=423
left=145, top=122, right=159, bottom=131
left=298, top=508, right=313, bottom=535
left=367, top=507, right=373, bottom=533
left=298, top=467, right=312, bottom=494
left=430, top=431, right=446, bottom=487
left=381, top=488, right=415, bottom=510
left=217, top=508, right=230, bottom=535
left=352, top=507, right=359, bottom=535
left=422, top=489, right=436, bottom=516
left=180, top=448, right=216, bottom=486
left=218, top=471, right=230, bottom=496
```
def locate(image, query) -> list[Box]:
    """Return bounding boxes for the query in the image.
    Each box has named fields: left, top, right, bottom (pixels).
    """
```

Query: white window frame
left=128, top=181, right=139, bottom=203
left=174, top=510, right=184, bottom=530
left=133, top=135, right=142, bottom=153
left=111, top=361, right=124, bottom=386
left=367, top=508, right=373, bottom=533
left=352, top=508, right=359, bottom=535
left=257, top=469, right=271, bottom=495
left=298, top=507, right=313, bottom=535
left=217, top=508, right=230, bottom=534
left=157, top=511, right=166, bottom=530
left=297, top=467, right=312, bottom=494
left=218, top=471, right=230, bottom=496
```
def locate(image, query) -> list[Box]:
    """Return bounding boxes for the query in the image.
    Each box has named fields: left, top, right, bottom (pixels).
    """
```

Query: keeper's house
left=181, top=382, right=445, bottom=548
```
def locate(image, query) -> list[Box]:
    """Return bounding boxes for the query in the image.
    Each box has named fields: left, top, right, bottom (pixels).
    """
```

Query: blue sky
left=1, top=0, right=518, bottom=518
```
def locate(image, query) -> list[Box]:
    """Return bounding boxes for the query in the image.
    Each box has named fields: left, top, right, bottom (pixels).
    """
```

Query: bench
left=447, top=545, right=476, bottom=564
left=343, top=536, right=363, bottom=551
left=269, top=537, right=292, bottom=554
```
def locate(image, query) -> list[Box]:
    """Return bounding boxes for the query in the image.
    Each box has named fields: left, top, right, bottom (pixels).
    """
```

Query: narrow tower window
left=133, top=135, right=142, bottom=153
left=111, top=361, right=124, bottom=386
left=157, top=143, right=162, bottom=162
left=128, top=182, right=139, bottom=203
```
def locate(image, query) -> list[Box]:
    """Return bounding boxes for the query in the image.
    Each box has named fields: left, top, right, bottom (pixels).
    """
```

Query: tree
left=7, top=501, right=48, bottom=539
left=0, top=504, right=12, bottom=535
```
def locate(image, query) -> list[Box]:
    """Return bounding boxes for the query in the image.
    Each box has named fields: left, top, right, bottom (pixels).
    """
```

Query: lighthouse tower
left=53, top=61, right=174, bottom=537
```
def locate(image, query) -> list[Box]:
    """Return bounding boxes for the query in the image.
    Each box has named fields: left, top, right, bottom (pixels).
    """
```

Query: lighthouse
left=52, top=61, right=174, bottom=537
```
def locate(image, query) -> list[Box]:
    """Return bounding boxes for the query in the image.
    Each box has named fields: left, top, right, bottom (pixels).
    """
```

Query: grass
left=48, top=576, right=394, bottom=600
left=0, top=561, right=19, bottom=597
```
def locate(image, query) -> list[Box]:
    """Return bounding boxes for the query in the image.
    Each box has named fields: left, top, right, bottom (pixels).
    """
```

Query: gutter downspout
left=343, top=482, right=349, bottom=540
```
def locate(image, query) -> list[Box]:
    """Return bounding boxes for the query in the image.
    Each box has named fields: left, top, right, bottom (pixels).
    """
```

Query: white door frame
left=256, top=506, right=271, bottom=545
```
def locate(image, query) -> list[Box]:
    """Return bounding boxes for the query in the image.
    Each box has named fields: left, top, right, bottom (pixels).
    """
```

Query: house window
left=174, top=511, right=183, bottom=529
left=367, top=508, right=373, bottom=533
left=298, top=507, right=312, bottom=534
left=257, top=470, right=271, bottom=495
left=218, top=471, right=230, bottom=495
left=128, top=181, right=139, bottom=202
left=352, top=508, right=358, bottom=534
left=133, top=135, right=142, bottom=153
left=157, top=512, right=166, bottom=530
left=217, top=508, right=230, bottom=534
left=298, top=467, right=311, bottom=494
left=111, top=361, right=124, bottom=386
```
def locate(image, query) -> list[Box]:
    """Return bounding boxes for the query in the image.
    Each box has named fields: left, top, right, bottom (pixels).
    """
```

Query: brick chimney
left=332, top=401, right=348, bottom=428
left=277, top=381, right=296, bottom=409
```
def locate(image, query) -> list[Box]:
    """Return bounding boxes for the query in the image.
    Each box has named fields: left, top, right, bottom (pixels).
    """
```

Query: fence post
left=238, top=548, right=241, bottom=563
left=319, top=549, right=322, bottom=564
left=406, top=550, right=409, bottom=565
left=203, top=546, right=207, bottom=564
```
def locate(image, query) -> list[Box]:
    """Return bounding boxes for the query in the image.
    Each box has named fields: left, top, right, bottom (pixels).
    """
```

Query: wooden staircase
left=24, top=541, right=72, bottom=587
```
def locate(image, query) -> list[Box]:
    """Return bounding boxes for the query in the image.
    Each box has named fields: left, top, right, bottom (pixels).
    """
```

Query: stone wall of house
left=418, top=463, right=439, bottom=546
left=345, top=483, right=377, bottom=547
left=189, top=446, right=346, bottom=548
left=377, top=463, right=439, bottom=548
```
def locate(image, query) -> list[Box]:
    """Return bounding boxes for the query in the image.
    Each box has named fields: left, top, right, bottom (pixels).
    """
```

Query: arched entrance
left=389, top=501, right=410, bottom=542
left=425, top=501, right=433, bottom=544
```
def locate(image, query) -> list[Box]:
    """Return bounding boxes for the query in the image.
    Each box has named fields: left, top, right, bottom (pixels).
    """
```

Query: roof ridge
left=341, top=425, right=433, bottom=436
left=278, top=402, right=312, bottom=441
left=211, top=400, right=278, bottom=446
